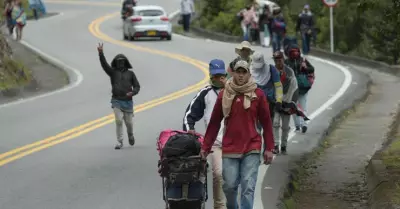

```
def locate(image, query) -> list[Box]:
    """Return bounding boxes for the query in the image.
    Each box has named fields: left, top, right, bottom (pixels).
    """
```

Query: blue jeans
left=222, top=154, right=261, bottom=209
left=293, top=92, right=308, bottom=127
left=272, top=32, right=282, bottom=52
left=301, top=32, right=311, bottom=55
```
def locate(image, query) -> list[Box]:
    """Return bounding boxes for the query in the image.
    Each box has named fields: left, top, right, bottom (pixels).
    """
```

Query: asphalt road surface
left=0, top=1, right=357, bottom=209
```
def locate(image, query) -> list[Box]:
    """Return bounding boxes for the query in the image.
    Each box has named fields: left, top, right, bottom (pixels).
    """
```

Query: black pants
left=182, top=14, right=191, bottom=32
left=33, top=9, right=39, bottom=20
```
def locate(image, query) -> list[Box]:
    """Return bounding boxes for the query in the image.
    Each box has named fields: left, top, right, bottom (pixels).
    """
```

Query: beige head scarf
left=222, top=60, right=258, bottom=117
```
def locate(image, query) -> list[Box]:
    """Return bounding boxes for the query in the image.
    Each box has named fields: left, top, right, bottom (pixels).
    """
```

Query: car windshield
left=136, top=9, right=164, bottom=16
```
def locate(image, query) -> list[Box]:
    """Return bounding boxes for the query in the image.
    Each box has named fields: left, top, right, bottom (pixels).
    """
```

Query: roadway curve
left=0, top=1, right=357, bottom=209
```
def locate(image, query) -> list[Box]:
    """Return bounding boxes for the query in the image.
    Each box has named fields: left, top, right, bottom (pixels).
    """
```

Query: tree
left=359, top=0, right=400, bottom=64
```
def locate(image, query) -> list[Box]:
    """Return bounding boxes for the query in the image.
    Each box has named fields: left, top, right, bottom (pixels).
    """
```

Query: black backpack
left=162, top=133, right=201, bottom=158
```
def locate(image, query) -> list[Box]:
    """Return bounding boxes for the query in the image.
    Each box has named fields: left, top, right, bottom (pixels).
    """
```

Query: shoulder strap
left=269, top=64, right=274, bottom=72
left=212, top=88, right=219, bottom=97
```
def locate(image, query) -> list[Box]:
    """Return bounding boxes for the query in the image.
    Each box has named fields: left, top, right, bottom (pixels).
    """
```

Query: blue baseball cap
left=209, top=59, right=226, bottom=75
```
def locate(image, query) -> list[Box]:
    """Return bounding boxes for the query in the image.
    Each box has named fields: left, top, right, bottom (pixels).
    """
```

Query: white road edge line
left=253, top=55, right=352, bottom=209
left=167, top=9, right=353, bottom=209
left=0, top=13, right=84, bottom=109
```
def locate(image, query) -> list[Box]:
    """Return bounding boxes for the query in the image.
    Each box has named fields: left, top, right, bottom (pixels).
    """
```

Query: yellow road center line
left=0, top=12, right=211, bottom=166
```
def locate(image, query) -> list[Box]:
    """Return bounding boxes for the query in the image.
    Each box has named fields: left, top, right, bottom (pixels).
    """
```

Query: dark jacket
left=296, top=11, right=314, bottom=34
left=284, top=57, right=314, bottom=95
left=202, top=88, right=275, bottom=155
left=99, top=52, right=140, bottom=101
left=121, top=0, right=136, bottom=16
left=271, top=15, right=286, bottom=35
left=258, top=7, right=272, bottom=31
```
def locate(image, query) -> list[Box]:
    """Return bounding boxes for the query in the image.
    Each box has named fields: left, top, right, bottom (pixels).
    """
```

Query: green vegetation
left=382, top=137, right=400, bottom=170
left=381, top=124, right=400, bottom=205
left=195, top=0, right=252, bottom=36
left=0, top=57, right=32, bottom=90
left=0, top=0, right=34, bottom=91
left=195, top=0, right=400, bottom=64
left=172, top=25, right=184, bottom=34
left=0, top=0, right=34, bottom=21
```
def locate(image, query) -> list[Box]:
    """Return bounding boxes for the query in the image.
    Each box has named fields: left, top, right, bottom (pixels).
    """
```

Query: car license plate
left=147, top=31, right=157, bottom=36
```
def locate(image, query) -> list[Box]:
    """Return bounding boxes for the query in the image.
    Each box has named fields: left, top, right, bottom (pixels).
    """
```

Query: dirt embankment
left=0, top=30, right=69, bottom=104
left=367, top=105, right=400, bottom=209
left=281, top=67, right=400, bottom=209
left=0, top=32, right=31, bottom=93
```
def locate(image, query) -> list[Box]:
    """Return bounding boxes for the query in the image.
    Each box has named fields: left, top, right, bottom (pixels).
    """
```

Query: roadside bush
left=195, top=0, right=400, bottom=64
left=196, top=0, right=251, bottom=36
left=0, top=56, right=31, bottom=90
left=0, top=0, right=34, bottom=21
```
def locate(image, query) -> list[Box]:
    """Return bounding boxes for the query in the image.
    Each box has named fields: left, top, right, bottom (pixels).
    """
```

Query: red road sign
left=323, top=0, right=338, bottom=7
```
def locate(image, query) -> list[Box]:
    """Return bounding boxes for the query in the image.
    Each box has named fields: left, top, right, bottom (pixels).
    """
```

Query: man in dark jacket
left=121, top=0, right=136, bottom=19
left=258, top=4, right=272, bottom=47
left=296, top=4, right=314, bottom=55
left=271, top=10, right=286, bottom=53
left=201, top=60, right=274, bottom=209
left=97, top=43, right=141, bottom=149
left=284, top=44, right=314, bottom=133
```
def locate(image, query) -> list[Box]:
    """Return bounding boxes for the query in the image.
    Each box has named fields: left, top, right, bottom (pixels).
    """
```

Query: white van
left=256, top=0, right=281, bottom=13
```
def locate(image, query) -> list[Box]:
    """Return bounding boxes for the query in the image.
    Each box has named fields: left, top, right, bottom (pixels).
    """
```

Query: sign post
left=322, top=0, right=338, bottom=53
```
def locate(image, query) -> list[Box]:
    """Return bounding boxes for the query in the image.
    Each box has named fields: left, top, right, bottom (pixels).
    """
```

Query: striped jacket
left=182, top=85, right=224, bottom=147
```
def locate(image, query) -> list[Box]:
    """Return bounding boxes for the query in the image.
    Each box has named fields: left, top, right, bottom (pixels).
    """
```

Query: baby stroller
left=157, top=129, right=208, bottom=209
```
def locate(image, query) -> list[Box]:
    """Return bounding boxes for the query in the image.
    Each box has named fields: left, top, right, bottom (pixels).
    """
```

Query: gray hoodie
left=280, top=65, right=298, bottom=102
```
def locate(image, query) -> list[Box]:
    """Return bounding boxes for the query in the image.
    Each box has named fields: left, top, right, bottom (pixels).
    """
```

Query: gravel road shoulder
left=283, top=67, right=400, bottom=209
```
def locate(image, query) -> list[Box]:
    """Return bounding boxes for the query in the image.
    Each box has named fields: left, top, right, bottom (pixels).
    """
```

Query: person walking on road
left=257, top=4, right=272, bottom=47
left=97, top=43, right=141, bottom=150
left=11, top=0, right=26, bottom=41
left=180, top=0, right=195, bottom=32
left=284, top=44, right=315, bottom=133
left=182, top=59, right=227, bottom=209
left=296, top=4, right=315, bottom=55
left=251, top=52, right=283, bottom=119
left=271, top=51, right=298, bottom=154
left=201, top=60, right=274, bottom=209
left=4, top=0, right=15, bottom=35
left=227, top=41, right=254, bottom=75
left=251, top=52, right=283, bottom=154
left=270, top=9, right=286, bottom=53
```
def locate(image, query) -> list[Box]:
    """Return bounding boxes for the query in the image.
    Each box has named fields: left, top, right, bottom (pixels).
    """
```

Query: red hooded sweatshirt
left=202, top=88, right=274, bottom=157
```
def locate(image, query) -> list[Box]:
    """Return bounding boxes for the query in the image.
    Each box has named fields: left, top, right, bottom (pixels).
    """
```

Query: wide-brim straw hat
left=235, top=41, right=255, bottom=55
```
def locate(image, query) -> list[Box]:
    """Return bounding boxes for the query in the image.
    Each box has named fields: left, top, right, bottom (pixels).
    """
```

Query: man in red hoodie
left=201, top=60, right=274, bottom=209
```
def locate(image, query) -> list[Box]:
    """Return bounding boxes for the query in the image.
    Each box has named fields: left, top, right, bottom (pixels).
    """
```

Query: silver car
left=123, top=5, right=172, bottom=41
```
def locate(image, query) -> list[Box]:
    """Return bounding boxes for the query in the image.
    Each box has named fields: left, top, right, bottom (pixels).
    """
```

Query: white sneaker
left=115, top=142, right=123, bottom=150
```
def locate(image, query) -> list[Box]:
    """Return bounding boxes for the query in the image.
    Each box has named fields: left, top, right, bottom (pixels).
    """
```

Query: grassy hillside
left=0, top=0, right=33, bottom=91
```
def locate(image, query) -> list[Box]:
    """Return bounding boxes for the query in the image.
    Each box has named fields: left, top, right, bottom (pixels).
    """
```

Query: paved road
left=0, top=1, right=355, bottom=209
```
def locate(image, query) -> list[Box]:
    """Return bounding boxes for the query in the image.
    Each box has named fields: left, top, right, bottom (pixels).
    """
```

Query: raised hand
left=97, top=43, right=104, bottom=53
